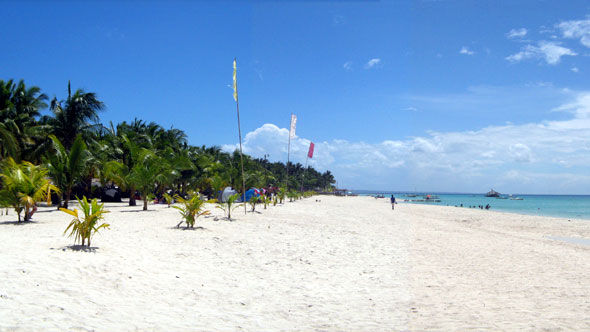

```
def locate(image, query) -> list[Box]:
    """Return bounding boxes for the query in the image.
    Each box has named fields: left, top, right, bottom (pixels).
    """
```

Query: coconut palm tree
left=0, top=123, right=17, bottom=159
left=47, top=81, right=104, bottom=150
left=45, top=135, right=90, bottom=209
left=0, top=79, right=48, bottom=162
left=128, top=149, right=176, bottom=210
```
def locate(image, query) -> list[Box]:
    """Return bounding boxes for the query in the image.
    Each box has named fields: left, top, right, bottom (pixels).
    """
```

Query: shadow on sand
left=51, top=245, right=100, bottom=252
left=170, top=226, right=207, bottom=231
left=0, top=220, right=39, bottom=226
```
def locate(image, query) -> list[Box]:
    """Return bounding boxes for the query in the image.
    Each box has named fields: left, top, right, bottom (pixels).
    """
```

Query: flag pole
left=286, top=113, right=293, bottom=192
left=233, top=58, right=247, bottom=215
left=300, top=154, right=309, bottom=192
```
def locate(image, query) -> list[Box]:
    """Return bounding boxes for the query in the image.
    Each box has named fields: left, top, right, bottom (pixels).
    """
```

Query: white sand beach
left=1, top=196, right=589, bottom=331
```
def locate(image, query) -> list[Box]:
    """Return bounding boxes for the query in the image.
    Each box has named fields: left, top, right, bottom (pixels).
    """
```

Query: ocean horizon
left=351, top=190, right=590, bottom=220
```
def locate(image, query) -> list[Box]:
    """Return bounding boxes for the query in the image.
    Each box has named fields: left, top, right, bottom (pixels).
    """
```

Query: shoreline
left=356, top=193, right=590, bottom=221
left=1, top=196, right=589, bottom=331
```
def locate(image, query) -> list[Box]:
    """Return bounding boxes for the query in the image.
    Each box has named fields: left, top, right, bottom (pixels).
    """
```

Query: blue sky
left=4, top=0, right=590, bottom=193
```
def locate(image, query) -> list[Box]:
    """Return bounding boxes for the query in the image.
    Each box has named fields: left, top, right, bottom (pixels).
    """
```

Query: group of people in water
left=387, top=195, right=493, bottom=211
left=458, top=203, right=491, bottom=210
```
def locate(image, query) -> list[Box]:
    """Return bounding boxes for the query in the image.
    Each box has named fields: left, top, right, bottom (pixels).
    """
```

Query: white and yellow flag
left=233, top=59, right=238, bottom=101
left=289, top=114, right=297, bottom=138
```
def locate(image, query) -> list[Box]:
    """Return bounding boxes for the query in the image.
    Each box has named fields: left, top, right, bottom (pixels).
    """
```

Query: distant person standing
left=390, top=195, right=396, bottom=210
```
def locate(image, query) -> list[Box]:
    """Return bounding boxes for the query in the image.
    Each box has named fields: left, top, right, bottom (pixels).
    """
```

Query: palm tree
left=320, top=170, right=336, bottom=191
left=48, top=81, right=104, bottom=150
left=105, top=133, right=144, bottom=206
left=0, top=158, right=58, bottom=222
left=0, top=79, right=48, bottom=162
left=128, top=150, right=176, bottom=210
left=45, top=135, right=90, bottom=209
left=0, top=123, right=17, bottom=159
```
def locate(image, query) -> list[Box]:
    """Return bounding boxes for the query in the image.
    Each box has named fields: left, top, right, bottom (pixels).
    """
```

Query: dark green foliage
left=0, top=79, right=337, bottom=208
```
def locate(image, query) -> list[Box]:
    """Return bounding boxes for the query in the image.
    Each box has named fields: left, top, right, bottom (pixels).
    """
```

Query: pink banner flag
left=307, top=142, right=315, bottom=158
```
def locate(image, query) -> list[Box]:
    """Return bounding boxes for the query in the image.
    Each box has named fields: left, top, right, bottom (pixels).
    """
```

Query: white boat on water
left=509, top=194, right=524, bottom=200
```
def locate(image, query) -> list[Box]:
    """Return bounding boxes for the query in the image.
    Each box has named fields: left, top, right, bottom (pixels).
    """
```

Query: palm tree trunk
left=64, top=189, right=71, bottom=209
left=143, top=195, right=148, bottom=211
left=129, top=185, right=136, bottom=206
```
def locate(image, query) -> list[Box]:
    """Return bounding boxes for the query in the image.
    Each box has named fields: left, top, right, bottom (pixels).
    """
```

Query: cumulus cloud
left=507, top=28, right=528, bottom=39
left=508, top=143, right=532, bottom=162
left=572, top=67, right=579, bottom=73
left=364, top=58, right=381, bottom=69
left=222, top=91, right=590, bottom=193
left=556, top=18, right=590, bottom=47
left=459, top=46, right=475, bottom=55
left=506, top=41, right=577, bottom=64
left=343, top=61, right=353, bottom=71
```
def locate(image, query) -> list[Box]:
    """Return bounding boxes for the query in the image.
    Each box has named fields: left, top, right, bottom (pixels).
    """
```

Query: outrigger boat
left=402, top=194, right=441, bottom=203
left=509, top=194, right=523, bottom=200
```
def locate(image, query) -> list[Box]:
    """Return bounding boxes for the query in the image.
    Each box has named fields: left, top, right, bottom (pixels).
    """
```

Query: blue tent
left=240, top=188, right=260, bottom=202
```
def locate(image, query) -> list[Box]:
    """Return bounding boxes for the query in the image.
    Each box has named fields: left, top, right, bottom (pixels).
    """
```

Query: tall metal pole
left=234, top=58, right=247, bottom=215
left=300, top=155, right=309, bottom=192
left=285, top=113, right=292, bottom=192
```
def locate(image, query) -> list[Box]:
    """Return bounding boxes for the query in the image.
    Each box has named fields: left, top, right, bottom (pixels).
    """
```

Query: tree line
left=0, top=79, right=336, bottom=215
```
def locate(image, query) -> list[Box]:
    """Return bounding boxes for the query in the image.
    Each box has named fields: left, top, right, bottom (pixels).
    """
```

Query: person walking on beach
left=390, top=195, right=396, bottom=210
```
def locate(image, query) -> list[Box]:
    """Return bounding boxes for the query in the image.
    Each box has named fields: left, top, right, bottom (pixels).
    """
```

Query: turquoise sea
left=352, top=191, right=590, bottom=220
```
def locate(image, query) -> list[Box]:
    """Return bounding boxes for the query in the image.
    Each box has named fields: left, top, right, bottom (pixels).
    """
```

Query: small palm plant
left=278, top=187, right=286, bottom=204
left=249, top=195, right=261, bottom=212
left=162, top=192, right=173, bottom=208
left=288, top=191, right=299, bottom=202
left=0, top=158, right=59, bottom=222
left=172, top=194, right=211, bottom=228
left=216, top=193, right=242, bottom=221
left=262, top=194, right=271, bottom=209
left=61, top=196, right=110, bottom=247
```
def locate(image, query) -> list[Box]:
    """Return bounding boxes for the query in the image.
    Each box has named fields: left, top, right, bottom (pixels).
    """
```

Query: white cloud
left=364, top=58, right=381, bottom=69
left=223, top=91, right=590, bottom=193
left=507, top=28, right=528, bottom=39
left=403, top=107, right=419, bottom=112
left=508, top=143, right=532, bottom=162
left=572, top=67, right=580, bottom=73
left=343, top=61, right=353, bottom=71
left=506, top=41, right=577, bottom=65
left=459, top=46, right=475, bottom=55
left=556, top=18, right=590, bottom=47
